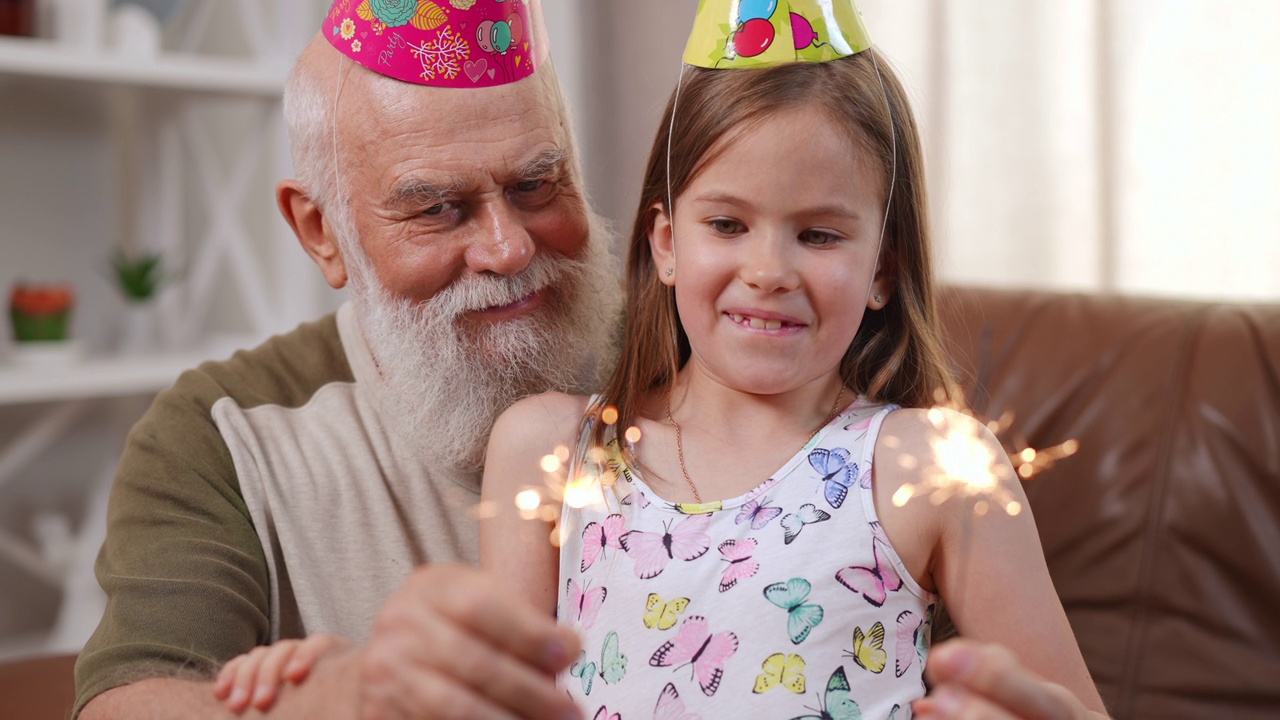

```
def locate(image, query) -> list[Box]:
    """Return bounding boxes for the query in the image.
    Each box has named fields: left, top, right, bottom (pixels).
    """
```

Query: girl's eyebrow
left=691, top=192, right=864, bottom=222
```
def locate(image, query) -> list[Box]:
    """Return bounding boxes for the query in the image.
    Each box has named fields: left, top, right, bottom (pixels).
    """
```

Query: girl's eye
left=800, top=229, right=839, bottom=246
left=710, top=219, right=743, bottom=235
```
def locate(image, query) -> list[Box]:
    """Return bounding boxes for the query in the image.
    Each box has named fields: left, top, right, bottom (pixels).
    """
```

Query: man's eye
left=515, top=179, right=546, bottom=193
left=424, top=203, right=447, bottom=216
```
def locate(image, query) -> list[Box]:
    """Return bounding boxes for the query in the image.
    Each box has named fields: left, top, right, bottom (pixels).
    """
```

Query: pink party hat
left=322, top=0, right=544, bottom=88
left=683, top=0, right=872, bottom=69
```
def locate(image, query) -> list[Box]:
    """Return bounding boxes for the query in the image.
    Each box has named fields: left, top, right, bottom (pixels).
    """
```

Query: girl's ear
left=868, top=249, right=898, bottom=310
left=647, top=201, right=677, bottom=287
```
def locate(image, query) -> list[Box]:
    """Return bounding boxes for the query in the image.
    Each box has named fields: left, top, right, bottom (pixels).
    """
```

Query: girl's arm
left=876, top=408, right=1109, bottom=719
left=480, top=392, right=588, bottom=620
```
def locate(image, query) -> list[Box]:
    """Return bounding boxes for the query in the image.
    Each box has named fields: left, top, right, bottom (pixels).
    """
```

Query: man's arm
left=81, top=651, right=360, bottom=720
left=74, top=367, right=274, bottom=717
left=81, top=565, right=585, bottom=720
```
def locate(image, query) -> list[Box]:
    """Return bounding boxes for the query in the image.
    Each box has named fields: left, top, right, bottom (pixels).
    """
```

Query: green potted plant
left=9, top=283, right=75, bottom=342
left=109, top=249, right=173, bottom=353
left=110, top=249, right=169, bottom=302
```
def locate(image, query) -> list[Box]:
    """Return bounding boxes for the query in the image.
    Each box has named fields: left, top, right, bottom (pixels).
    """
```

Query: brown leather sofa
left=2, top=287, right=1277, bottom=719
left=938, top=286, right=1280, bottom=719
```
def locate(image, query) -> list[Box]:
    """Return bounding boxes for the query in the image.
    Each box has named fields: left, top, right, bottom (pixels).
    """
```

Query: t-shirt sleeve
left=72, top=367, right=271, bottom=717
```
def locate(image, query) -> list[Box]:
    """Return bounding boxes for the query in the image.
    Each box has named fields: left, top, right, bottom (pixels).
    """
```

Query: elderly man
left=76, top=3, right=614, bottom=719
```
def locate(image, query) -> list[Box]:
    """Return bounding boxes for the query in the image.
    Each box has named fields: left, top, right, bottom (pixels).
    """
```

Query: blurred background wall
left=1, top=0, right=1277, bottom=660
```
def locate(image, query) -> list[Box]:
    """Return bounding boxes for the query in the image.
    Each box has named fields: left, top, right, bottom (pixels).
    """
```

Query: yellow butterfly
left=845, top=621, right=887, bottom=674
left=642, top=593, right=690, bottom=631
left=753, top=652, right=807, bottom=694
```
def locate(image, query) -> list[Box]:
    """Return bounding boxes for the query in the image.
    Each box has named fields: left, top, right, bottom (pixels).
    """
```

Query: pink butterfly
left=649, top=615, right=738, bottom=696
left=565, top=578, right=607, bottom=630
left=581, top=513, right=626, bottom=572
left=593, top=707, right=621, bottom=720
left=735, top=496, right=783, bottom=530
left=652, top=682, right=702, bottom=720
left=717, top=538, right=760, bottom=592
left=620, top=514, right=712, bottom=579
left=895, top=609, right=922, bottom=678
left=835, top=536, right=903, bottom=607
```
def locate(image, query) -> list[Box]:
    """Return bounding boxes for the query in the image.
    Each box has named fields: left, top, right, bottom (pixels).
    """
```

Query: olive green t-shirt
left=73, top=303, right=482, bottom=716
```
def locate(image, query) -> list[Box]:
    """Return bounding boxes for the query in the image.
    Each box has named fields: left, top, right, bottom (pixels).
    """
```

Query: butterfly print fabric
left=558, top=397, right=933, bottom=718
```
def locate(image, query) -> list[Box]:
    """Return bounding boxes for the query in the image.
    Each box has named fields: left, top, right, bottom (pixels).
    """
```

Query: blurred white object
left=3, top=339, right=86, bottom=367
left=51, top=0, right=107, bottom=50
left=107, top=2, right=160, bottom=57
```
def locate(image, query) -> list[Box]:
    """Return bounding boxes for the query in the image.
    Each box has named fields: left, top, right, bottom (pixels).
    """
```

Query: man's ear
left=277, top=179, right=348, bottom=289
left=868, top=248, right=898, bottom=310
left=647, top=202, right=677, bottom=286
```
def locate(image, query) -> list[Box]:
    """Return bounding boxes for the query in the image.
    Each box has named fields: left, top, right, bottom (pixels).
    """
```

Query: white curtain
left=554, top=0, right=1280, bottom=302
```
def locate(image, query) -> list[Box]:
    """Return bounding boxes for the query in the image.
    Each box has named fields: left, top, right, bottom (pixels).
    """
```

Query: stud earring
left=665, top=268, right=674, bottom=277
left=873, top=294, right=884, bottom=305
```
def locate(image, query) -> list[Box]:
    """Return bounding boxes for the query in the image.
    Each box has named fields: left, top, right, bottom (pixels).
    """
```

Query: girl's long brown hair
left=592, top=51, right=957, bottom=448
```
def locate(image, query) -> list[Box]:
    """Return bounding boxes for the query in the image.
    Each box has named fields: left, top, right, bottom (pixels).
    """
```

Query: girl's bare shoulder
left=489, top=392, right=593, bottom=458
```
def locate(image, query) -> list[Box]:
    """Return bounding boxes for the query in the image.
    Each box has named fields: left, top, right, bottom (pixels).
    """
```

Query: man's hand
left=356, top=564, right=583, bottom=720
left=915, top=640, right=1109, bottom=720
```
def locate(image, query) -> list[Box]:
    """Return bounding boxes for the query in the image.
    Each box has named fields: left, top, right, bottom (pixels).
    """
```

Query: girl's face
left=650, top=105, right=893, bottom=396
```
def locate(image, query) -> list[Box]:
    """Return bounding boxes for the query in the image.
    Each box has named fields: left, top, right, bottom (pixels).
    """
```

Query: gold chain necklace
left=664, top=385, right=846, bottom=504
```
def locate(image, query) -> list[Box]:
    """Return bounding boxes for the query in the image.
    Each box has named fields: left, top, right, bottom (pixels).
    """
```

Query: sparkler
left=888, top=393, right=1080, bottom=516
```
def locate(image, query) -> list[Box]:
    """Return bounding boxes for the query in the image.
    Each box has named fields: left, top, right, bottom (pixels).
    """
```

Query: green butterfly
left=790, top=666, right=862, bottom=720
left=570, top=630, right=629, bottom=695
left=764, top=578, right=825, bottom=644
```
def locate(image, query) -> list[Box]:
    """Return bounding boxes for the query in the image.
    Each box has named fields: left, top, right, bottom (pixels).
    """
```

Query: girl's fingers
left=284, top=633, right=346, bottom=682
left=249, top=642, right=301, bottom=710
left=213, top=655, right=244, bottom=699
left=227, top=646, right=272, bottom=713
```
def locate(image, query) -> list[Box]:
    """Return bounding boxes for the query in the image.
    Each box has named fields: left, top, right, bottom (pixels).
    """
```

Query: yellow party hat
left=683, top=0, right=872, bottom=69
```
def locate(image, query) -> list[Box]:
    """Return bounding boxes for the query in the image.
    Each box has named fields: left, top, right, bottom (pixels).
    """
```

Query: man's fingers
left=361, top=663, right=523, bottom=720
left=405, top=566, right=580, bottom=674
left=369, top=599, right=582, bottom=720
left=915, top=684, right=1023, bottom=720
left=926, top=640, right=1073, bottom=720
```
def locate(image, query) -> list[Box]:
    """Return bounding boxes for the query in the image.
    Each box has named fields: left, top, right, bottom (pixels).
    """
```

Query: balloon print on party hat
left=322, top=0, right=544, bottom=88
left=683, top=0, right=872, bottom=70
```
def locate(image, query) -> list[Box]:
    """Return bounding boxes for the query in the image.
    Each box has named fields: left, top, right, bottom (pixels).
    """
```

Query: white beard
left=342, top=215, right=621, bottom=471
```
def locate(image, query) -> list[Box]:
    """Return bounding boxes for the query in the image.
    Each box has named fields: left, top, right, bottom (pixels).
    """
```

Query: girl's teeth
left=730, top=313, right=788, bottom=330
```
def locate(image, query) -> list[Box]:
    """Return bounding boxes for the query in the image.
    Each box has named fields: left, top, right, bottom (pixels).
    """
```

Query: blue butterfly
left=807, top=447, right=857, bottom=509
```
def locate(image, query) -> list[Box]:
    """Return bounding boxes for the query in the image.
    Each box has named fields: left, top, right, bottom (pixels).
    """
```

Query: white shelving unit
left=0, top=35, right=287, bottom=94
left=0, top=0, right=325, bottom=656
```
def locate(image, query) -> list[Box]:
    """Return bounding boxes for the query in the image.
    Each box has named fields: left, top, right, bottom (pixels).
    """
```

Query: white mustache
left=423, top=252, right=579, bottom=322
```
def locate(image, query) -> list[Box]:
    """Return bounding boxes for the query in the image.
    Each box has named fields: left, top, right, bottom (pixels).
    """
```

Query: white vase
left=118, top=301, right=159, bottom=354
left=54, top=0, right=106, bottom=51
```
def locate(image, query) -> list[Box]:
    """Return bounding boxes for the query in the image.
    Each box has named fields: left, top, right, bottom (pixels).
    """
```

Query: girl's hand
left=213, top=633, right=351, bottom=713
left=914, top=640, right=1110, bottom=720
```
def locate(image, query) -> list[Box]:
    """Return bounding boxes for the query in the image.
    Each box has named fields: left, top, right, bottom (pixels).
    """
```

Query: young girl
left=217, top=4, right=1107, bottom=718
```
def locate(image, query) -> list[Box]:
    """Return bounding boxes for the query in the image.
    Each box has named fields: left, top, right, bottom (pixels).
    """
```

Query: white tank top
left=558, top=396, right=936, bottom=719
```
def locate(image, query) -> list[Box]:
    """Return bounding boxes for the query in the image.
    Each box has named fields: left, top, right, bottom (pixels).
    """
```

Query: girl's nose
left=740, top=234, right=799, bottom=293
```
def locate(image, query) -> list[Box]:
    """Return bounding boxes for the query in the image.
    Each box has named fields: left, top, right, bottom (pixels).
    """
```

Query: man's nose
left=740, top=234, right=799, bottom=293
left=465, top=202, right=536, bottom=276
